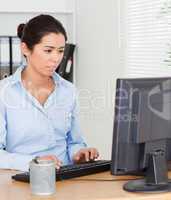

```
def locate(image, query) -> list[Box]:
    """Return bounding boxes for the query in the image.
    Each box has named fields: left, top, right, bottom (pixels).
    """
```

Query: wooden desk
left=0, top=170, right=171, bottom=200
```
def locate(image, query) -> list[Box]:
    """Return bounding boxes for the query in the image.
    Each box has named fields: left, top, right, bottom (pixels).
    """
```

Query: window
left=123, top=0, right=171, bottom=77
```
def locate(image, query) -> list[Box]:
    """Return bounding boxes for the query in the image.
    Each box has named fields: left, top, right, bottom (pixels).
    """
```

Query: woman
left=0, top=14, right=99, bottom=171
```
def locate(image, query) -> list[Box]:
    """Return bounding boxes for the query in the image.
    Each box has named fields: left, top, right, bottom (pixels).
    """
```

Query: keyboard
left=11, top=160, right=111, bottom=182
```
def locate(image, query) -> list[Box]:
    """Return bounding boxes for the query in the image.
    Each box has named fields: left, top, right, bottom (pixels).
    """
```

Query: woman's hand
left=38, top=155, right=62, bottom=169
left=73, top=148, right=99, bottom=163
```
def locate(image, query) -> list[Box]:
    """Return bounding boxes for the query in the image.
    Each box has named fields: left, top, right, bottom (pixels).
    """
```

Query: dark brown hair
left=17, top=14, right=67, bottom=50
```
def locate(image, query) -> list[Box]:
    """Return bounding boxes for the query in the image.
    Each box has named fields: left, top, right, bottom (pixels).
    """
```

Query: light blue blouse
left=0, top=67, right=86, bottom=171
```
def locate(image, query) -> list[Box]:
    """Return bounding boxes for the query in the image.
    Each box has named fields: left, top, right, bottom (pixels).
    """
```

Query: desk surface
left=0, top=170, right=171, bottom=200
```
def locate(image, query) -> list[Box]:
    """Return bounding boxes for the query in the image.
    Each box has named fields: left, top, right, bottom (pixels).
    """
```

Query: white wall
left=76, top=0, right=123, bottom=159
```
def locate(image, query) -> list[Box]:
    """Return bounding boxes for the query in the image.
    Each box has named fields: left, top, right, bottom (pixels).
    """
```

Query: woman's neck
left=21, top=66, right=56, bottom=105
left=21, top=66, right=53, bottom=88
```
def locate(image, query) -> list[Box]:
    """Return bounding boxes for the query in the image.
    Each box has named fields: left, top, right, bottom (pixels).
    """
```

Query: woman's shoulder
left=0, top=76, right=12, bottom=89
left=0, top=76, right=13, bottom=104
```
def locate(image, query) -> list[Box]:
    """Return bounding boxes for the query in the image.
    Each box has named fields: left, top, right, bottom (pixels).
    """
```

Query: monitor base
left=123, top=179, right=171, bottom=193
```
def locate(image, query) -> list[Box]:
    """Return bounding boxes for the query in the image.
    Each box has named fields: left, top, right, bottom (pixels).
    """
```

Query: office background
left=0, top=0, right=170, bottom=160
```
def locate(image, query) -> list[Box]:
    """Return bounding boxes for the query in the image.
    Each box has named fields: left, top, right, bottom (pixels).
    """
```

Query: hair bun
left=17, top=23, right=25, bottom=39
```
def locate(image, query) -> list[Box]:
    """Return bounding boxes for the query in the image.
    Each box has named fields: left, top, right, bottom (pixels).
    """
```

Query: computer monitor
left=111, top=77, right=171, bottom=192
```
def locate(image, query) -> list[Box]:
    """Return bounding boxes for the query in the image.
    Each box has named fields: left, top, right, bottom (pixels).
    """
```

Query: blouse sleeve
left=0, top=93, right=34, bottom=171
left=66, top=88, right=87, bottom=162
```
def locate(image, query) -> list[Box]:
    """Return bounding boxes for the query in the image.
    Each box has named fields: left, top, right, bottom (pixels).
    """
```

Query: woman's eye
left=58, top=50, right=64, bottom=54
left=44, top=49, right=52, bottom=53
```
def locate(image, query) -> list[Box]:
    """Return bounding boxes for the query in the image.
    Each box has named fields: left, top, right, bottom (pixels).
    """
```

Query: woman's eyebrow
left=44, top=45, right=65, bottom=50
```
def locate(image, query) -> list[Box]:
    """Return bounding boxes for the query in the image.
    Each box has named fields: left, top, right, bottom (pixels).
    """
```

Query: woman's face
left=22, top=32, right=66, bottom=77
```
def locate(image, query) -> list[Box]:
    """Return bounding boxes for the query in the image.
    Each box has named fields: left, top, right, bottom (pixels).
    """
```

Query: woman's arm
left=0, top=98, right=34, bottom=171
left=66, top=89, right=87, bottom=162
left=0, top=149, right=34, bottom=171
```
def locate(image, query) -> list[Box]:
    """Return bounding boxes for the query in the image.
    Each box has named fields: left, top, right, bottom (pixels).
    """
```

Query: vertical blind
left=124, top=0, right=171, bottom=77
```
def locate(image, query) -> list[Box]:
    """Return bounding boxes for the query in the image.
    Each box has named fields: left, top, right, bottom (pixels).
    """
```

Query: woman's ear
left=20, top=42, right=30, bottom=57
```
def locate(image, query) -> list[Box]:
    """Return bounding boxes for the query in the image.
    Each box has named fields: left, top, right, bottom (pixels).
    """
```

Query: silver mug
left=29, top=158, right=56, bottom=195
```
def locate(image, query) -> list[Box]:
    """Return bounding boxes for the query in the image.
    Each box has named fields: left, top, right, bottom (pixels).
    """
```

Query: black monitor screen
left=111, top=77, right=171, bottom=192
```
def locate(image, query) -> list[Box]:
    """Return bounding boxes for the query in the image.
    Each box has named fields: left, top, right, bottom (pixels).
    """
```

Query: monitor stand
left=123, top=149, right=171, bottom=192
